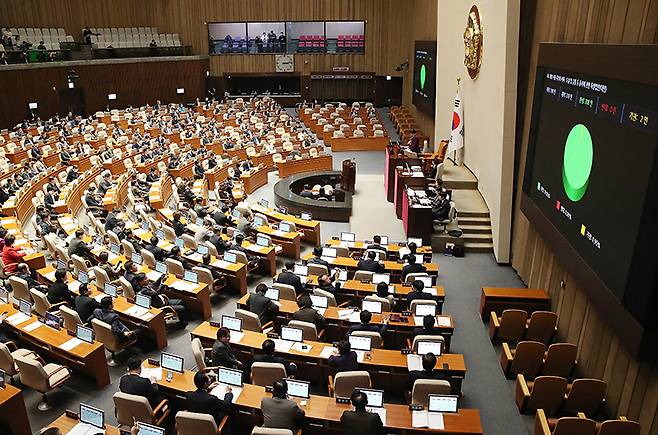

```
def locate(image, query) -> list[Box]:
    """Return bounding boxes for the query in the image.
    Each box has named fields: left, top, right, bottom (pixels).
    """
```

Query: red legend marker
left=556, top=200, right=561, bottom=210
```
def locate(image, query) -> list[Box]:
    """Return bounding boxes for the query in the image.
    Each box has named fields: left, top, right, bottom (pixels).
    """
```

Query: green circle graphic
left=562, top=124, right=593, bottom=202
left=420, top=64, right=426, bottom=90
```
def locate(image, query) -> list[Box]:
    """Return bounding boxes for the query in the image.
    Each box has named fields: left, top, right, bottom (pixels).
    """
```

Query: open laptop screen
left=362, top=300, right=382, bottom=314
left=218, top=367, right=243, bottom=387
left=137, top=422, right=165, bottom=435
left=358, top=388, right=384, bottom=408
left=428, top=394, right=459, bottom=413
left=417, top=341, right=443, bottom=356
left=340, top=232, right=356, bottom=242
left=349, top=335, right=372, bottom=351
left=80, top=403, right=104, bottom=428
left=372, top=273, right=390, bottom=285
left=281, top=326, right=304, bottom=342
left=286, top=379, right=310, bottom=398
left=415, top=303, right=436, bottom=317
left=221, top=315, right=242, bottom=332
left=161, top=352, right=184, bottom=373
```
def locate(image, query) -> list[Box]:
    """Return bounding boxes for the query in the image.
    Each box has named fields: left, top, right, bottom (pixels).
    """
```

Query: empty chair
left=501, top=340, right=546, bottom=378
left=288, top=320, right=320, bottom=341
left=176, top=410, right=228, bottom=435
left=411, top=379, right=452, bottom=407
left=251, top=362, right=287, bottom=387
left=60, top=305, right=83, bottom=333
left=140, top=249, right=157, bottom=269
left=15, top=356, right=72, bottom=411
left=272, top=283, right=296, bottom=301
left=71, top=254, right=89, bottom=276
left=91, top=318, right=137, bottom=366
left=191, top=337, right=218, bottom=372
left=118, top=276, right=136, bottom=299
left=350, top=330, right=382, bottom=349
left=113, top=391, right=170, bottom=426
left=328, top=370, right=371, bottom=398
left=165, top=258, right=185, bottom=277
left=353, top=270, right=374, bottom=282
left=92, top=266, right=113, bottom=291
left=9, top=276, right=32, bottom=303
left=597, top=417, right=641, bottom=435
left=534, top=410, right=596, bottom=435
left=526, top=311, right=558, bottom=344
left=515, top=374, right=568, bottom=415
left=542, top=343, right=577, bottom=378
left=307, top=263, right=329, bottom=277
left=121, top=240, right=136, bottom=259
left=235, top=309, right=272, bottom=333
left=562, top=378, right=606, bottom=417
left=489, top=309, right=529, bottom=343
left=0, top=341, right=37, bottom=380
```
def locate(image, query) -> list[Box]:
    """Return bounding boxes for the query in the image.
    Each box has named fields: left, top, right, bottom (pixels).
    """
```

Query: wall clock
left=275, top=54, right=294, bottom=73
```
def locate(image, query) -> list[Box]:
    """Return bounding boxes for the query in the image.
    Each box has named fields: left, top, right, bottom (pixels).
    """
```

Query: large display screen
left=412, top=41, right=436, bottom=117
left=523, top=67, right=658, bottom=317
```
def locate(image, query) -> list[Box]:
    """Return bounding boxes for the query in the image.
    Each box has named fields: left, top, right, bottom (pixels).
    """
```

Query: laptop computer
left=256, top=235, right=270, bottom=247
left=310, top=295, right=328, bottom=309
left=428, top=394, right=459, bottom=413
left=349, top=335, right=372, bottom=351
left=45, top=312, right=61, bottom=330
left=18, top=298, right=32, bottom=316
left=414, top=303, right=436, bottom=317
left=281, top=326, right=304, bottom=343
left=155, top=261, right=167, bottom=274
left=131, top=252, right=142, bottom=265
left=286, top=378, right=310, bottom=399
left=76, top=325, right=94, bottom=343
left=408, top=238, right=423, bottom=247
left=322, top=247, right=337, bottom=258
left=417, top=341, right=443, bottom=357
left=197, top=244, right=209, bottom=255
left=258, top=199, right=269, bottom=208
left=136, top=294, right=151, bottom=309
left=300, top=212, right=312, bottom=221
left=221, top=315, right=242, bottom=332
left=358, top=388, right=384, bottom=408
left=265, top=288, right=280, bottom=301
left=104, top=283, right=118, bottom=297
left=161, top=352, right=184, bottom=374
left=293, top=264, right=308, bottom=277
left=372, top=273, right=390, bottom=285
left=183, top=270, right=198, bottom=284
left=279, top=222, right=291, bottom=232
left=137, top=422, right=165, bottom=435
left=362, top=300, right=383, bottom=314
left=223, top=251, right=237, bottom=263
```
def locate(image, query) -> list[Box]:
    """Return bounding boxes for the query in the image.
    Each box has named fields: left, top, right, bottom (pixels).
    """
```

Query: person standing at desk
left=406, top=129, right=421, bottom=154
left=119, top=356, right=163, bottom=407
left=186, top=371, right=233, bottom=426
left=261, top=379, right=305, bottom=431
left=211, top=327, right=243, bottom=370
left=340, top=390, right=384, bottom=435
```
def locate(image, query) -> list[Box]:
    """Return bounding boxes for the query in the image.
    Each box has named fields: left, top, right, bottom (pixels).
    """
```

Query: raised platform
left=273, top=170, right=353, bottom=222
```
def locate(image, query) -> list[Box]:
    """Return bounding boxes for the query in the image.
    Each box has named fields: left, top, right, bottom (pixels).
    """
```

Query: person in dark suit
left=211, top=327, right=243, bottom=369
left=247, top=283, right=279, bottom=324
left=412, top=314, right=444, bottom=337
left=307, top=246, right=332, bottom=273
left=292, top=294, right=326, bottom=330
left=356, top=251, right=384, bottom=273
left=167, top=246, right=190, bottom=270
left=340, top=390, right=384, bottom=435
left=252, top=339, right=297, bottom=375
left=401, top=242, right=418, bottom=263
left=47, top=268, right=75, bottom=305
left=145, top=236, right=165, bottom=262
left=92, top=297, right=139, bottom=343
left=209, top=226, right=231, bottom=254
left=402, top=255, right=426, bottom=280
left=105, top=208, right=120, bottom=233
left=407, top=352, right=454, bottom=393
left=347, top=310, right=387, bottom=337
left=68, top=229, right=94, bottom=261
left=406, top=279, right=440, bottom=305
left=212, top=207, right=231, bottom=227
left=406, top=129, right=421, bottom=154
left=260, top=379, right=305, bottom=431
left=276, top=261, right=304, bottom=295
left=44, top=186, right=57, bottom=208
left=186, top=371, right=233, bottom=426
left=119, top=356, right=163, bottom=408
left=365, top=235, right=387, bottom=255
left=172, top=211, right=186, bottom=237
left=327, top=340, right=359, bottom=373
left=74, top=283, right=100, bottom=323
left=317, top=274, right=338, bottom=294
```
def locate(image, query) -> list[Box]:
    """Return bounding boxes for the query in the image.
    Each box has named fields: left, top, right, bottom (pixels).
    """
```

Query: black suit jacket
left=47, top=281, right=74, bottom=305
left=186, top=388, right=233, bottom=425
left=253, top=353, right=293, bottom=373
left=412, top=326, right=444, bottom=337
left=292, top=307, right=325, bottom=329
left=402, top=263, right=426, bottom=279
left=74, top=295, right=100, bottom=323
left=247, top=292, right=279, bottom=321
left=327, top=351, right=359, bottom=373
left=356, top=259, right=384, bottom=273
left=119, top=373, right=163, bottom=407
left=211, top=340, right=241, bottom=369
left=406, top=290, right=439, bottom=305
left=145, top=244, right=165, bottom=262
left=173, top=219, right=186, bottom=237
left=308, top=256, right=332, bottom=272
left=276, top=271, right=304, bottom=294
left=340, top=410, right=384, bottom=435
left=347, top=322, right=386, bottom=336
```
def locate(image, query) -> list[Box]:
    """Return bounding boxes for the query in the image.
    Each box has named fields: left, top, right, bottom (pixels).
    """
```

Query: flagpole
left=454, top=77, right=461, bottom=164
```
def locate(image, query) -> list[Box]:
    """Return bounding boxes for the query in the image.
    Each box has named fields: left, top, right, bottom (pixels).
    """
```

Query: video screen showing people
left=247, top=22, right=286, bottom=53
left=208, top=23, right=247, bottom=54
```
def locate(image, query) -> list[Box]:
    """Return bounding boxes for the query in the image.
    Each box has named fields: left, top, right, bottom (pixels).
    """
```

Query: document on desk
left=348, top=312, right=362, bottom=323
left=436, top=316, right=452, bottom=327
left=69, top=280, right=81, bottom=292
left=319, top=346, right=337, bottom=359
left=422, top=288, right=437, bottom=296
left=229, top=331, right=244, bottom=344
left=211, top=383, right=242, bottom=402
left=273, top=339, right=294, bottom=353
left=337, top=308, right=354, bottom=320
left=413, top=316, right=425, bottom=326
left=366, top=407, right=387, bottom=425
left=291, top=342, right=313, bottom=353
left=146, top=271, right=163, bottom=281
left=22, top=321, right=44, bottom=332
left=186, top=253, right=203, bottom=262
left=407, top=354, right=423, bottom=371
left=60, top=337, right=83, bottom=351
left=271, top=230, right=287, bottom=237
left=67, top=422, right=102, bottom=435
left=6, top=312, right=31, bottom=326
left=133, top=228, right=149, bottom=238
left=125, top=305, right=149, bottom=318
left=169, top=280, right=198, bottom=292
left=412, top=411, right=445, bottom=429
left=140, top=367, right=163, bottom=381
left=211, top=259, right=232, bottom=269
left=43, top=269, right=58, bottom=282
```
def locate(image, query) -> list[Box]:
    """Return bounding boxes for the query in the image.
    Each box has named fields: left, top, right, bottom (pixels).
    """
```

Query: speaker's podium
left=341, top=159, right=356, bottom=192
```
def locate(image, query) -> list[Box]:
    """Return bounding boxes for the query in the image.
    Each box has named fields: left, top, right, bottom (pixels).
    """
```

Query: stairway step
left=461, top=233, right=493, bottom=243
left=464, top=241, right=494, bottom=253
left=459, top=224, right=492, bottom=234
left=457, top=210, right=491, bottom=218
left=458, top=216, right=491, bottom=226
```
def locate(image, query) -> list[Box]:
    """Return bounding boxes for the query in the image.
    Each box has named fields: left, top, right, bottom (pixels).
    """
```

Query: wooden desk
left=394, top=168, right=428, bottom=219
left=241, top=165, right=269, bottom=194
left=43, top=152, right=61, bottom=168
left=402, top=188, right=433, bottom=246
left=0, top=217, right=47, bottom=271
left=205, top=163, right=235, bottom=188
left=103, top=158, right=126, bottom=176
left=252, top=204, right=321, bottom=246
left=277, top=155, right=333, bottom=178
left=191, top=325, right=465, bottom=395
left=6, top=148, right=28, bottom=164
left=325, top=238, right=432, bottom=261
left=479, top=287, right=551, bottom=320
left=103, top=173, right=131, bottom=211
left=0, top=303, right=111, bottom=388
left=329, top=136, right=389, bottom=151
left=256, top=225, right=302, bottom=259
left=46, top=414, right=119, bottom=435
left=71, top=155, right=92, bottom=172
left=170, top=160, right=195, bottom=180
left=147, top=362, right=481, bottom=434
left=136, top=154, right=169, bottom=174
left=0, top=384, right=31, bottom=435
left=148, top=176, right=172, bottom=210
left=385, top=149, right=420, bottom=202
left=237, top=295, right=454, bottom=350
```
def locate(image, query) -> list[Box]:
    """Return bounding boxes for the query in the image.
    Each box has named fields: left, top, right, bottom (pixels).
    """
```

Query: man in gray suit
left=247, top=283, right=279, bottom=324
left=68, top=229, right=93, bottom=261
left=261, top=379, right=305, bottom=431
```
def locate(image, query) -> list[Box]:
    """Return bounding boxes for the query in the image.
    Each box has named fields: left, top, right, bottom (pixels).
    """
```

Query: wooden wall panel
left=512, top=1, right=658, bottom=433
left=0, top=58, right=208, bottom=128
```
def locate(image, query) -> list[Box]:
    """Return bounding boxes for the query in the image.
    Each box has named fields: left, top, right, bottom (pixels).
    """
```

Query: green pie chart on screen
left=420, top=64, right=426, bottom=90
left=562, top=124, right=593, bottom=202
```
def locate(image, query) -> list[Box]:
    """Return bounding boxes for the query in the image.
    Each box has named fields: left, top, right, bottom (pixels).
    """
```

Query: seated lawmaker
left=120, top=356, right=163, bottom=408
left=307, top=246, right=332, bottom=272
left=145, top=236, right=165, bottom=262
left=186, top=371, right=233, bottom=426
left=292, top=294, right=326, bottom=330
left=406, top=279, right=440, bottom=305
left=356, top=251, right=384, bottom=273
left=47, top=268, right=75, bottom=305
left=328, top=340, right=359, bottom=373
left=407, top=352, right=454, bottom=394
left=247, top=283, right=280, bottom=324
left=276, top=261, right=305, bottom=295
left=347, top=310, right=387, bottom=336
left=413, top=314, right=444, bottom=337
left=252, top=339, right=297, bottom=375
left=261, top=379, right=305, bottom=432
left=75, top=283, right=100, bottom=324
left=317, top=274, right=338, bottom=294
left=365, top=235, right=387, bottom=255
left=92, top=297, right=140, bottom=343
left=340, top=390, right=384, bottom=435
left=402, top=255, right=426, bottom=280
left=212, top=327, right=243, bottom=369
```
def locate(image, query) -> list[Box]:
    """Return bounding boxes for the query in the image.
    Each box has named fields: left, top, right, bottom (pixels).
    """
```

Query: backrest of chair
left=60, top=305, right=82, bottom=333
left=119, top=277, right=135, bottom=299
left=597, top=419, right=641, bottom=435
left=251, top=362, right=286, bottom=386
left=30, top=288, right=50, bottom=317
left=528, top=376, right=568, bottom=413
left=409, top=299, right=437, bottom=315
left=411, top=379, right=452, bottom=406
left=334, top=246, right=349, bottom=257
left=113, top=391, right=154, bottom=426
left=71, top=254, right=88, bottom=275
left=526, top=311, right=558, bottom=344
left=563, top=378, right=606, bottom=416
left=182, top=234, right=197, bottom=250
left=272, top=283, right=296, bottom=301
left=0, top=343, right=16, bottom=375
left=191, top=338, right=207, bottom=371
left=192, top=266, right=214, bottom=292
left=313, top=289, right=337, bottom=307
left=511, top=341, right=546, bottom=378
left=552, top=417, right=596, bottom=435
left=412, top=335, right=445, bottom=352
left=334, top=370, right=371, bottom=398
left=9, top=276, right=31, bottom=302
left=165, top=258, right=185, bottom=277
left=498, top=309, right=529, bottom=342
left=92, top=266, right=110, bottom=290
left=230, top=250, right=248, bottom=265
left=251, top=427, right=293, bottom=435
left=307, top=263, right=329, bottom=277
left=121, top=240, right=135, bottom=259
left=140, top=249, right=156, bottom=269
left=351, top=330, right=382, bottom=348
left=542, top=343, right=577, bottom=377
left=353, top=270, right=374, bottom=282
left=107, top=230, right=121, bottom=246
left=162, top=225, right=176, bottom=241
left=288, top=320, right=317, bottom=341
left=235, top=309, right=262, bottom=332
left=15, top=357, right=48, bottom=392
left=91, top=318, right=120, bottom=351
left=405, top=272, right=429, bottom=283
left=175, top=411, right=218, bottom=435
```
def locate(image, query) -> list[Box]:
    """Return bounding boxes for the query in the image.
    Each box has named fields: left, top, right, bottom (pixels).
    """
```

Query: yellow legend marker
left=580, top=224, right=586, bottom=236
